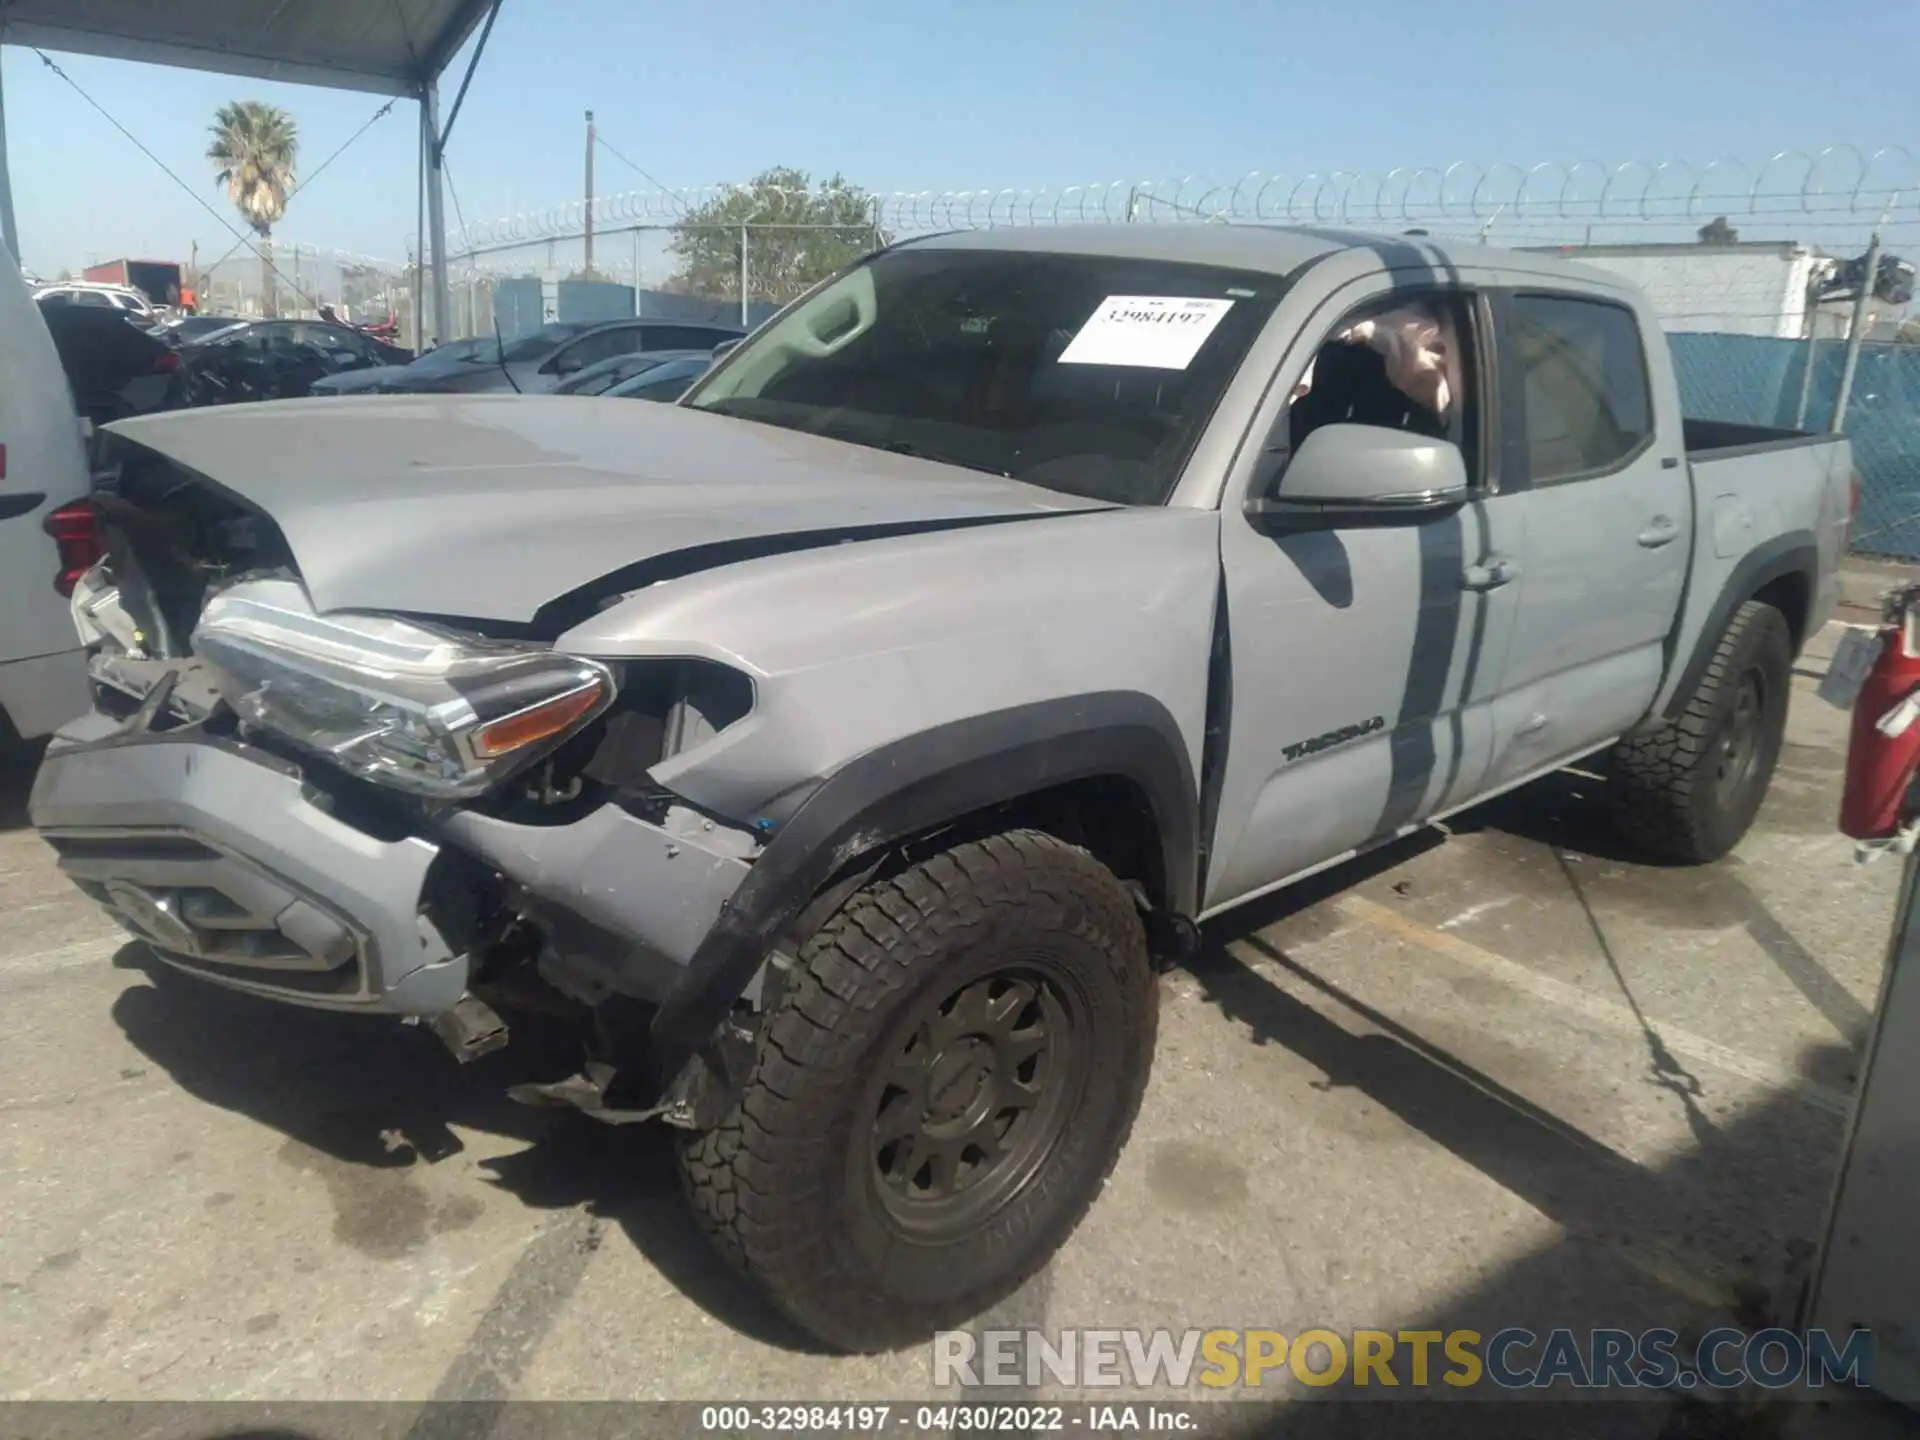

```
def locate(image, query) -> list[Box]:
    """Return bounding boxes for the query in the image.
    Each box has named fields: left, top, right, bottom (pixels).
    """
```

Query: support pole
left=632, top=228, right=642, bottom=316
left=584, top=111, right=595, bottom=276
left=1832, top=229, right=1882, bottom=435
left=412, top=114, right=425, bottom=351
left=739, top=223, right=749, bottom=328
left=421, top=81, right=452, bottom=349
left=0, top=56, right=19, bottom=263
left=1794, top=279, right=1822, bottom=431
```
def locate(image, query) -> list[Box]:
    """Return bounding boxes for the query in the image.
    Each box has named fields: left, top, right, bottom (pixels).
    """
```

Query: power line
left=443, top=157, right=473, bottom=251
left=594, top=134, right=689, bottom=212
left=31, top=48, right=319, bottom=309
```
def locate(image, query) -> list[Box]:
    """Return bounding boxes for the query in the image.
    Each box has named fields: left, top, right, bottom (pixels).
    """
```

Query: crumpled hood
left=104, top=394, right=1111, bottom=624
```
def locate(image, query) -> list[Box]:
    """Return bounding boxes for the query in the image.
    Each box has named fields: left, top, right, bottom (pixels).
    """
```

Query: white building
left=1522, top=241, right=1842, bottom=339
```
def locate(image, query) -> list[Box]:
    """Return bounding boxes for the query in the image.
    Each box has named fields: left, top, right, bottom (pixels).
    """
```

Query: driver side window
left=1279, top=289, right=1481, bottom=486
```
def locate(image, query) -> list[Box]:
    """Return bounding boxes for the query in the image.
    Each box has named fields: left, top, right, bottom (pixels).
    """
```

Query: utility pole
left=584, top=110, right=595, bottom=277
left=1832, top=228, right=1883, bottom=435
left=0, top=57, right=18, bottom=262
left=740, top=223, right=750, bottom=328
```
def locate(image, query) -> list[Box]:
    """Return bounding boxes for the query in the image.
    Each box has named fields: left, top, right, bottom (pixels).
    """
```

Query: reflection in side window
left=1512, top=295, right=1652, bottom=483
left=683, top=249, right=1286, bottom=506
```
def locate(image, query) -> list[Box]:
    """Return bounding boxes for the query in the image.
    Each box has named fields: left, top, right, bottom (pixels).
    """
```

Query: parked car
left=36, top=300, right=181, bottom=429
left=184, top=318, right=412, bottom=368
left=603, top=354, right=714, bottom=402
left=30, top=227, right=1855, bottom=1352
left=308, top=336, right=496, bottom=396
left=383, top=320, right=744, bottom=394
left=35, top=281, right=160, bottom=326
left=552, top=349, right=715, bottom=397
left=175, top=319, right=414, bottom=405
left=0, top=266, right=93, bottom=745
left=154, top=314, right=246, bottom=345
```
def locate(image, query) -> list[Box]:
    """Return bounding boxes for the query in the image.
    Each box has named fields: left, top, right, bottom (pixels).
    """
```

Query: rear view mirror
left=1248, top=424, right=1468, bottom=524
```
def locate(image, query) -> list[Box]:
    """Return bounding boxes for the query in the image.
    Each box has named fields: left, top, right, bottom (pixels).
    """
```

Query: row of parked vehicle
left=33, top=278, right=742, bottom=431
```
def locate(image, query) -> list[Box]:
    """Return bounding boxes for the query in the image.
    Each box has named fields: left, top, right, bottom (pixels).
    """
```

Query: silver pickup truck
left=31, top=226, right=1854, bottom=1350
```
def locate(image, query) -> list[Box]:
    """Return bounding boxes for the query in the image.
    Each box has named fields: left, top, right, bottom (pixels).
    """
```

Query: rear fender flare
left=648, top=691, right=1198, bottom=1053
left=1658, top=532, right=1818, bottom=725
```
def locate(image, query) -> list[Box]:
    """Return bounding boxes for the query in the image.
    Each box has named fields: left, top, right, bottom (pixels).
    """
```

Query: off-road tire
left=1608, top=600, right=1792, bottom=863
left=678, top=828, right=1157, bottom=1352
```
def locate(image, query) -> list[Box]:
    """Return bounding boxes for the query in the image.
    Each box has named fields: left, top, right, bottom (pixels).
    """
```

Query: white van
left=1, top=263, right=93, bottom=742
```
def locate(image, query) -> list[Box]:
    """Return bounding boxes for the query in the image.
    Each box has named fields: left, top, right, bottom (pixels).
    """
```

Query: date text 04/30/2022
left=698, top=1404, right=1195, bottom=1432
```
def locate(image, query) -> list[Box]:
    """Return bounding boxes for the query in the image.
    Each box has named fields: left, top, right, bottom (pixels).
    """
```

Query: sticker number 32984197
left=1057, top=296, right=1236, bottom=371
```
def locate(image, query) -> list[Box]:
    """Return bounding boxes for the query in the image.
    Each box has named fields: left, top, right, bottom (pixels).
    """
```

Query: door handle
left=1637, top=517, right=1680, bottom=548
left=1462, top=556, right=1519, bottom=591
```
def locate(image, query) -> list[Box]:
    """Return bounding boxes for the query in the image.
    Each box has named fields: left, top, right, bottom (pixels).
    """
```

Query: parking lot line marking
left=1608, top=1236, right=1741, bottom=1312
left=1336, top=896, right=1853, bottom=1117
left=1437, top=896, right=1515, bottom=931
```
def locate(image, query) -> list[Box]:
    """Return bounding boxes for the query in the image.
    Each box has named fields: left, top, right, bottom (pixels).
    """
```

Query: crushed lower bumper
left=30, top=718, right=467, bottom=1013
left=28, top=711, right=762, bottom=1027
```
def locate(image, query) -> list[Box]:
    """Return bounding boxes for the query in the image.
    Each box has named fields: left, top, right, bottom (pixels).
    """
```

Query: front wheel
left=679, top=829, right=1158, bottom=1352
left=1608, top=600, right=1792, bottom=864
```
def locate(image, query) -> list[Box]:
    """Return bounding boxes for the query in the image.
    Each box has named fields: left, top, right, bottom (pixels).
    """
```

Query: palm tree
left=206, top=101, right=298, bottom=317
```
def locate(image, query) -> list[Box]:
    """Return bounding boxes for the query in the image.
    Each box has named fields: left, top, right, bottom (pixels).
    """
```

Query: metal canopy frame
left=0, top=0, right=503, bottom=343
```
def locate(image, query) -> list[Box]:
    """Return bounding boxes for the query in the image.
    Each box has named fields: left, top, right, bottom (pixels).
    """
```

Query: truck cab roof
left=904, top=222, right=1638, bottom=293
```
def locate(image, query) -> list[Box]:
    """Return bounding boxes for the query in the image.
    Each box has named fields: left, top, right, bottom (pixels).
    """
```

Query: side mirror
left=547, top=349, right=585, bottom=375
left=1247, top=424, right=1469, bottom=524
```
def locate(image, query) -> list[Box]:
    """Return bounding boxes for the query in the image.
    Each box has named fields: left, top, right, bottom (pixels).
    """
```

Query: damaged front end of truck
left=29, top=421, right=915, bottom=1132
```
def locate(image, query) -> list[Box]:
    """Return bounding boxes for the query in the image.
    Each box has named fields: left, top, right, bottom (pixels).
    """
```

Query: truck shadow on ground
left=1189, top=800, right=1883, bottom=1436
left=106, top=946, right=815, bottom=1352
left=0, top=732, right=44, bottom=832
left=1450, top=765, right=1876, bottom=1062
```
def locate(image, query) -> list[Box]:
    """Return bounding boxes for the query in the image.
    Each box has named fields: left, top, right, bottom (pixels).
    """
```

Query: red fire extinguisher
left=1839, top=585, right=1920, bottom=841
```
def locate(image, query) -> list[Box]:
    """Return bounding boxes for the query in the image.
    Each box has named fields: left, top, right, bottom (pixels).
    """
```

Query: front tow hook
left=429, top=994, right=510, bottom=1063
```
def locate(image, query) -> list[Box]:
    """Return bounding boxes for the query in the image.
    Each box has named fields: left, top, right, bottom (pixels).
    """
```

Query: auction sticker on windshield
left=1059, top=296, right=1235, bottom=370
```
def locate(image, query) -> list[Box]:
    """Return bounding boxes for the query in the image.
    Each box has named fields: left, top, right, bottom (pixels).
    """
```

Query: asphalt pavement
left=0, top=621, right=1911, bottom=1431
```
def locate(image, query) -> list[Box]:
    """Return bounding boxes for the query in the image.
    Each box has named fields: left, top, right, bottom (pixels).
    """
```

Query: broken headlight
left=192, top=579, right=615, bottom=799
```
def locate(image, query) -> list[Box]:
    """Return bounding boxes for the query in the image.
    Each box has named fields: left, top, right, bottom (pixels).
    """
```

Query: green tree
left=1697, top=216, right=1739, bottom=245
left=207, top=100, right=299, bottom=317
left=669, top=167, right=882, bottom=304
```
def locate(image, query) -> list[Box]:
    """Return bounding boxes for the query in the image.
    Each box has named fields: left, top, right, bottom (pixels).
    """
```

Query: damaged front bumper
left=29, top=707, right=759, bottom=1026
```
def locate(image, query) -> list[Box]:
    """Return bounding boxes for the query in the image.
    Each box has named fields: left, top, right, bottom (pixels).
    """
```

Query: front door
left=1201, top=277, right=1525, bottom=915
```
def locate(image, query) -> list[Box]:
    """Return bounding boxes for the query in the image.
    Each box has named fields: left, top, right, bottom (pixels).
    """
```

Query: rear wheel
left=1608, top=600, right=1792, bottom=863
left=678, top=829, right=1157, bottom=1352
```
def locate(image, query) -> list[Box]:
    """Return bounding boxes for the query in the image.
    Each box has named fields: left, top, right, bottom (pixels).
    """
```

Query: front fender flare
left=649, top=691, right=1198, bottom=1053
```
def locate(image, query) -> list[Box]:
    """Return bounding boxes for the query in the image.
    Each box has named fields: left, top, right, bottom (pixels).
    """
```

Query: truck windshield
left=683, top=247, right=1285, bottom=505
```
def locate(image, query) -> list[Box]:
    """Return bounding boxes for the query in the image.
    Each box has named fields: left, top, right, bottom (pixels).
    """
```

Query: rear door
left=1479, top=289, right=1690, bottom=791
left=540, top=326, right=646, bottom=389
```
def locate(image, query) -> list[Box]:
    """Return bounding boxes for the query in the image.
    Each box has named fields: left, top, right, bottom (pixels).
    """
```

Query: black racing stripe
left=1371, top=514, right=1465, bottom=838
left=1439, top=499, right=1495, bottom=805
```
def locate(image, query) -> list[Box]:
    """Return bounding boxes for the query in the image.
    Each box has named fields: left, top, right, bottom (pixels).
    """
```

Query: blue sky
left=3, top=0, right=1916, bottom=276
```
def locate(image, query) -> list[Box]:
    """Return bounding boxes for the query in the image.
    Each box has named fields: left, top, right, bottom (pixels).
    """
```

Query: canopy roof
left=0, top=0, right=494, bottom=94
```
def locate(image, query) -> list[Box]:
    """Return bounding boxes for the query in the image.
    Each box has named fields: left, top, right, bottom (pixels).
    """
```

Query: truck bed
left=1684, top=416, right=1845, bottom=461
left=1646, top=415, right=1854, bottom=723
